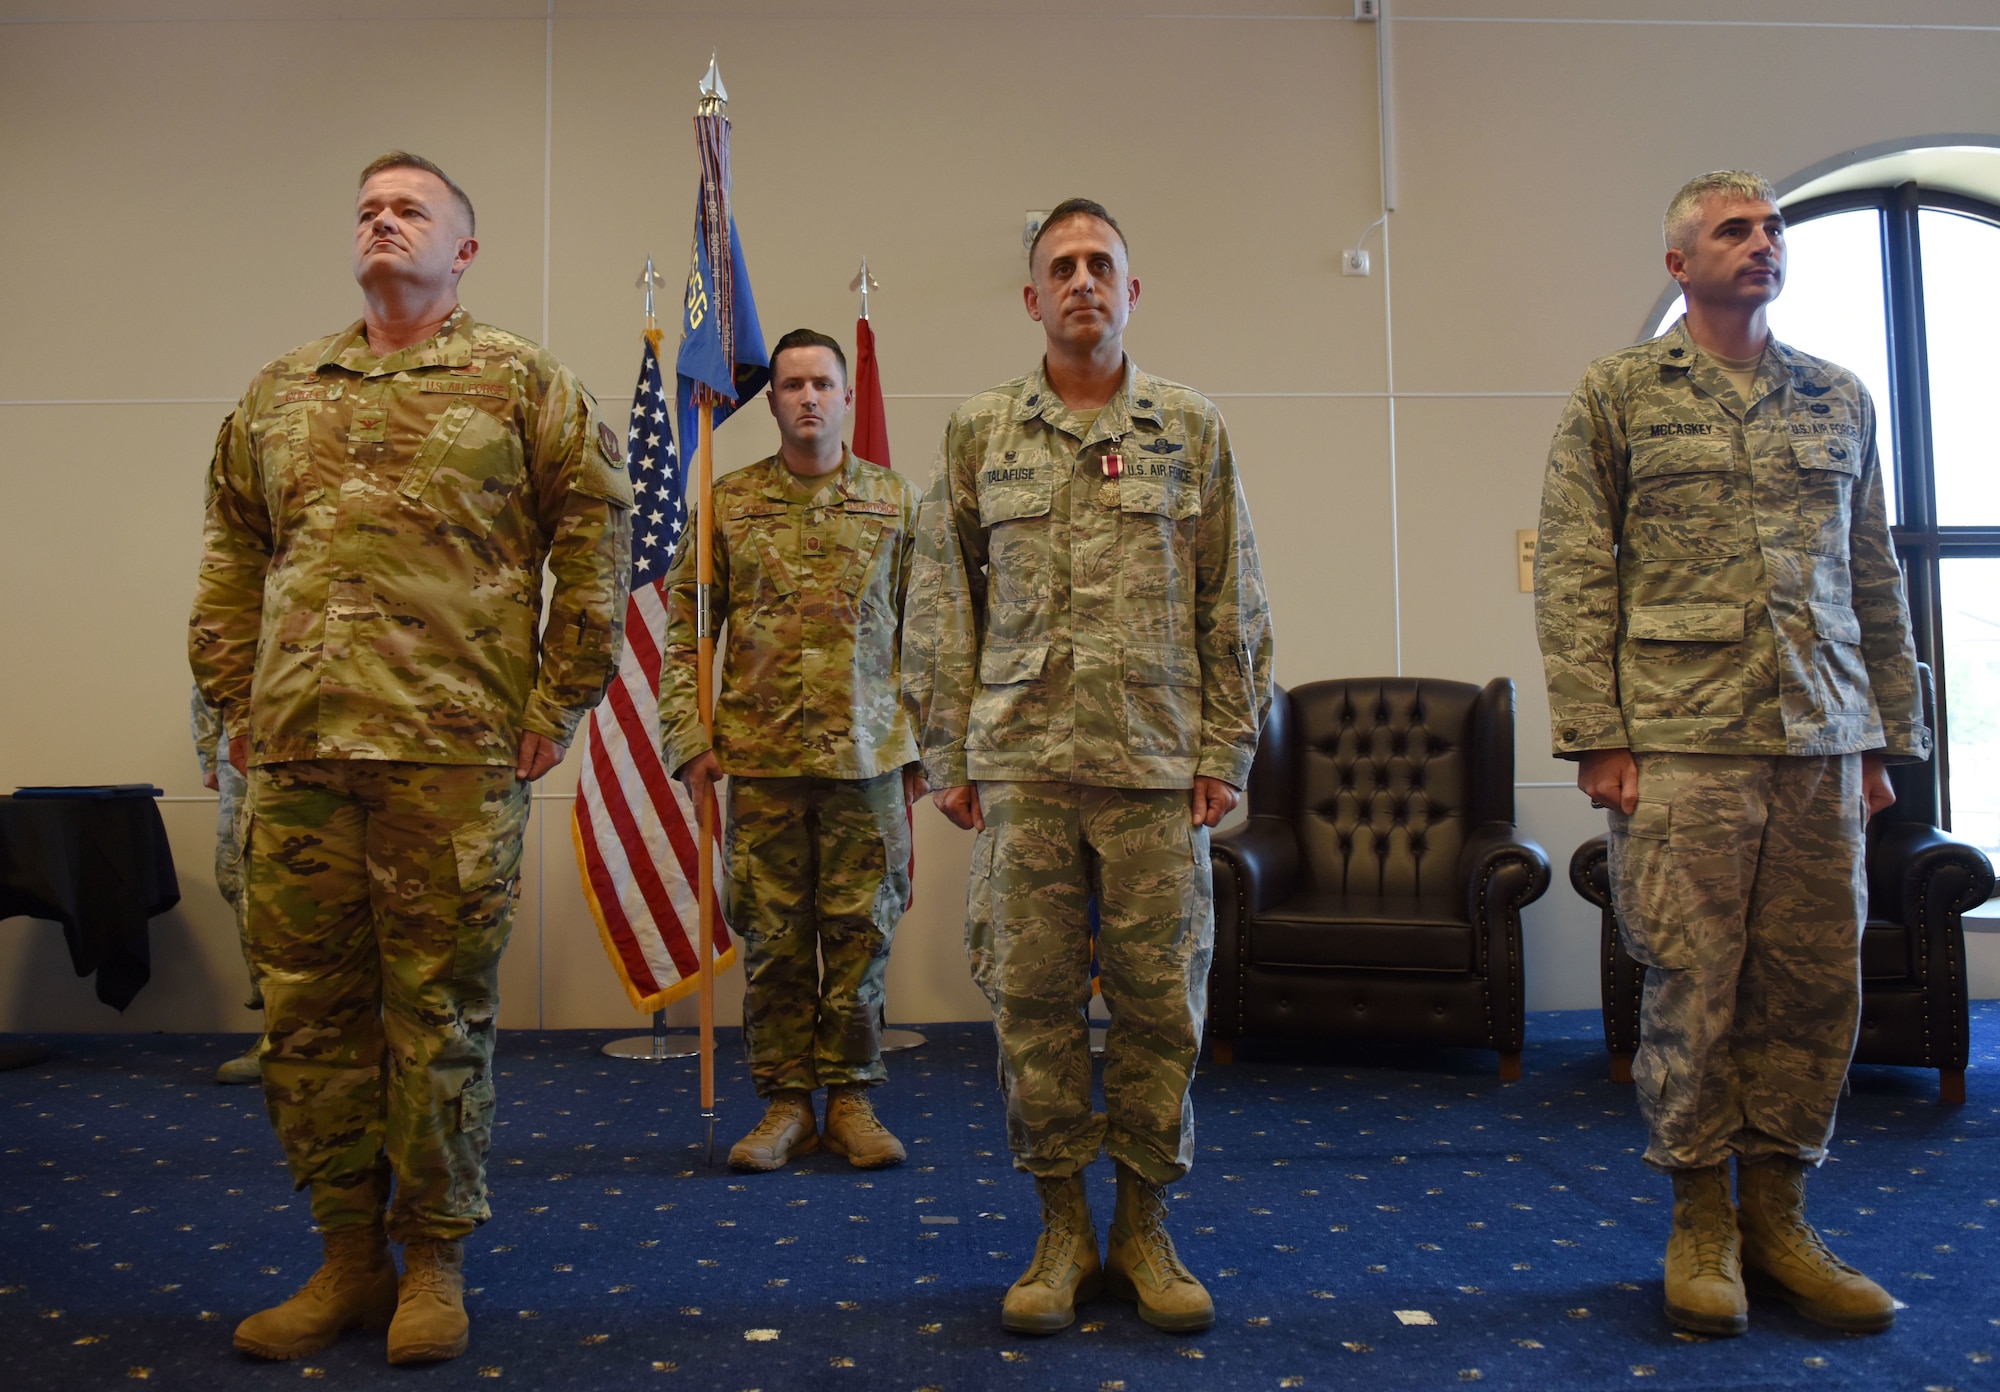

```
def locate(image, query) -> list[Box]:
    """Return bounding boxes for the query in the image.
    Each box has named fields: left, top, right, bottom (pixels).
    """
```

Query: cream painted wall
left=3, top=0, right=1997, bottom=1035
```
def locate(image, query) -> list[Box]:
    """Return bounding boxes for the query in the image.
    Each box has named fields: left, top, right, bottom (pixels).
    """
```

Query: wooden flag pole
left=696, top=394, right=718, bottom=1164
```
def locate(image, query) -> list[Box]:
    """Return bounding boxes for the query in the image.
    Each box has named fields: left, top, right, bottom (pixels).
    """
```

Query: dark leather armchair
left=1572, top=665, right=1994, bottom=1103
left=1208, top=678, right=1552, bottom=1079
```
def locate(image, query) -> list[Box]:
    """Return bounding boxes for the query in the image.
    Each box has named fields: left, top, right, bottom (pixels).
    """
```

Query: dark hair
left=770, top=328, right=847, bottom=382
left=1029, top=197, right=1128, bottom=271
left=358, top=151, right=476, bottom=235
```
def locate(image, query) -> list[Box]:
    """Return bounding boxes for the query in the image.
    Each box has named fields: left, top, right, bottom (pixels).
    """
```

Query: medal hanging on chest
left=1099, top=450, right=1123, bottom=509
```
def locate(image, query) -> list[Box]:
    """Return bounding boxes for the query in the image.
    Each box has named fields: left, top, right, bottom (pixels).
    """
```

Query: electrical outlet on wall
left=1342, top=249, right=1370, bottom=276
left=1355, top=0, right=1380, bottom=18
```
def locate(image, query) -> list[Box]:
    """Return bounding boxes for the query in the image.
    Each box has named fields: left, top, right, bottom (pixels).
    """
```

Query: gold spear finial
left=698, top=53, right=727, bottom=113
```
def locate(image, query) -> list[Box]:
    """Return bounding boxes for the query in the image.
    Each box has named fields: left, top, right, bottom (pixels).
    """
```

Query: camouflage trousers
left=213, top=755, right=259, bottom=1010
left=244, top=760, right=529, bottom=1242
left=1608, top=752, right=1865, bottom=1171
left=727, top=771, right=910, bottom=1097
left=967, top=781, right=1212, bottom=1185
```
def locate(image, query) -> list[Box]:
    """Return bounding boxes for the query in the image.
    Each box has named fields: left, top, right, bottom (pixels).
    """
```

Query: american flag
left=571, top=334, right=733, bottom=1011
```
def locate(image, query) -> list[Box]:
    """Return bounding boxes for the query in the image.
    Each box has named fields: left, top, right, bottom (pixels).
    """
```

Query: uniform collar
left=318, top=305, right=476, bottom=376
left=1010, top=358, right=1166, bottom=444
left=1650, top=316, right=1788, bottom=418
left=760, top=446, right=854, bottom=503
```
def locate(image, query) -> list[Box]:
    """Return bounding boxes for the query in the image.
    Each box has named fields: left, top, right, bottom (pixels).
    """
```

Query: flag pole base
left=1089, top=1026, right=1107, bottom=1057
left=702, top=1111, right=717, bottom=1168
left=880, top=1028, right=926, bottom=1053
left=602, top=1010, right=699, bottom=1061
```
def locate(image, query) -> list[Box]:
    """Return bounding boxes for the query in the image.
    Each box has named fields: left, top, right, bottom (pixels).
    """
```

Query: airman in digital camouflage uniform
left=189, top=152, right=632, bottom=1366
left=1536, top=171, right=1927, bottom=1339
left=904, top=199, right=1273, bottom=1336
left=190, top=689, right=260, bottom=1085
left=661, top=327, right=924, bottom=1174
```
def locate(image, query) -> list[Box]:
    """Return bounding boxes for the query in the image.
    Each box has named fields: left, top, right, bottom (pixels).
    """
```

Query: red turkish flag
left=852, top=316, right=891, bottom=469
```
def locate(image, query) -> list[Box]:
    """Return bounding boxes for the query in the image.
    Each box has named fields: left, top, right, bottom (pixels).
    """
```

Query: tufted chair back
left=1262, top=678, right=1516, bottom=903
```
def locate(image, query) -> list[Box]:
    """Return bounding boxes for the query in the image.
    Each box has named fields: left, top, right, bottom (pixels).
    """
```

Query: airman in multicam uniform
left=904, top=199, right=1273, bottom=1336
left=190, top=688, right=260, bottom=1085
left=189, top=152, right=631, bottom=1367
left=1536, top=171, right=1927, bottom=1341
left=661, top=328, right=924, bottom=1175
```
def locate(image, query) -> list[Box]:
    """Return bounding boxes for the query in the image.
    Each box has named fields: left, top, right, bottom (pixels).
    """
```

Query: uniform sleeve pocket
left=1627, top=604, right=1745, bottom=642
left=1808, top=601, right=1862, bottom=645
left=979, top=641, right=1050, bottom=685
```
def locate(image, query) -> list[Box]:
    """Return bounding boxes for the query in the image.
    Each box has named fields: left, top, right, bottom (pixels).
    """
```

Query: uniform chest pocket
left=400, top=400, right=524, bottom=537
left=1794, top=435, right=1860, bottom=558
left=254, top=404, right=325, bottom=519
left=727, top=504, right=799, bottom=599
left=838, top=512, right=898, bottom=602
left=978, top=465, right=1053, bottom=527
left=1117, top=473, right=1201, bottom=521
left=979, top=458, right=1054, bottom=614
left=1623, top=437, right=1749, bottom=560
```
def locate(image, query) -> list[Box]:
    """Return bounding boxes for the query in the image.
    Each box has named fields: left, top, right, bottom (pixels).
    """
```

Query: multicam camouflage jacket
left=189, top=308, right=634, bottom=766
left=659, top=450, right=920, bottom=780
left=902, top=360, right=1274, bottom=791
left=1536, top=317, right=1927, bottom=761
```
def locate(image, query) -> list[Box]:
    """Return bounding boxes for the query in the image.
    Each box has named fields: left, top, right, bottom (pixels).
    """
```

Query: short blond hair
left=1663, top=170, right=1778, bottom=252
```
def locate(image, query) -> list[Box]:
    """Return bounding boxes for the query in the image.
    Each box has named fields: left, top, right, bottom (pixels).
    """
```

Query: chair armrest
left=1208, top=817, right=1296, bottom=1042
left=1569, top=835, right=1612, bottom=911
left=1458, top=822, right=1551, bottom=925
left=1868, top=823, right=1995, bottom=987
left=1211, top=817, right=1301, bottom=918
left=1869, top=823, right=1996, bottom=925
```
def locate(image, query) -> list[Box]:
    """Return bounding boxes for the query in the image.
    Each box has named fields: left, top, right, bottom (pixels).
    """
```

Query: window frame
left=1778, top=182, right=2000, bottom=829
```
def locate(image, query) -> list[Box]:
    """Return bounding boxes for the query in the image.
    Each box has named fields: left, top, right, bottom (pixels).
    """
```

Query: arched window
left=1646, top=146, right=2000, bottom=866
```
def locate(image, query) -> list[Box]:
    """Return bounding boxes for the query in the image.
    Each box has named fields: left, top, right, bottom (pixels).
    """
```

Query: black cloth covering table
left=0, top=792, right=179, bottom=1010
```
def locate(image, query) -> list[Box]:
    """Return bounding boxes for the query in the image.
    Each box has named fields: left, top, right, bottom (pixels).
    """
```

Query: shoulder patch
left=598, top=420, right=625, bottom=467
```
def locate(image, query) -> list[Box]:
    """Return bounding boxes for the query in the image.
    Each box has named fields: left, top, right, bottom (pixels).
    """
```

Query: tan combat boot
left=821, top=1083, right=907, bottom=1169
left=1737, top=1156, right=1896, bottom=1333
left=728, top=1089, right=819, bottom=1172
left=214, top=1042, right=261, bottom=1086
left=387, top=1237, right=468, bottom=1364
left=233, top=1224, right=398, bottom=1359
left=1663, top=1165, right=1748, bottom=1336
left=1104, top=1164, right=1214, bottom=1333
left=1002, top=1173, right=1103, bottom=1335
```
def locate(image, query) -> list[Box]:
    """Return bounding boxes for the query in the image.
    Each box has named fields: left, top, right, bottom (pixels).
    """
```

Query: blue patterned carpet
left=3, top=1008, right=1998, bottom=1391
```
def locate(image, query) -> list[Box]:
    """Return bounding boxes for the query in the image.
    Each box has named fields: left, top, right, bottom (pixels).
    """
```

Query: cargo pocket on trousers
left=456, top=1073, right=495, bottom=1139
left=964, top=827, right=999, bottom=1003
left=448, top=1074, right=496, bottom=1212
left=1609, top=799, right=1695, bottom=970
left=449, top=793, right=527, bottom=982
